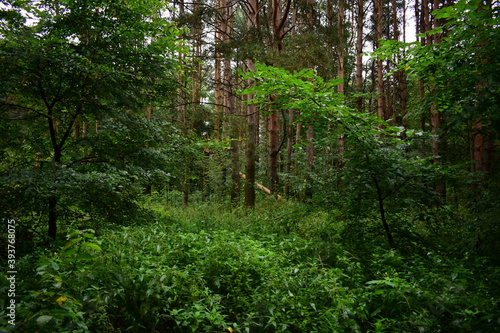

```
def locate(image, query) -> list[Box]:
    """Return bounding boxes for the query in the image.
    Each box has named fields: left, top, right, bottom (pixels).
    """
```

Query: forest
left=0, top=0, right=499, bottom=331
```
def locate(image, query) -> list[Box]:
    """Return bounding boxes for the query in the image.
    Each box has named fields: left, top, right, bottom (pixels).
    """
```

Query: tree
left=243, top=0, right=260, bottom=207
left=0, top=0, right=183, bottom=239
left=356, top=0, right=365, bottom=112
left=374, top=0, right=387, bottom=120
left=389, top=0, right=499, bottom=175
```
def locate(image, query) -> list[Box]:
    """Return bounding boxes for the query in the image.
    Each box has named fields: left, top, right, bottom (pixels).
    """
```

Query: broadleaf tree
left=0, top=0, right=184, bottom=240
left=242, top=63, right=448, bottom=247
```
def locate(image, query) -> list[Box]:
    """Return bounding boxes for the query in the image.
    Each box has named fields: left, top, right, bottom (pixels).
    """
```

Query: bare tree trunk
left=356, top=0, right=364, bottom=112
left=214, top=33, right=223, bottom=140
left=374, top=0, right=385, bottom=120
left=267, top=0, right=291, bottom=194
left=285, top=109, right=294, bottom=197
left=430, top=0, right=447, bottom=197
left=305, top=125, right=314, bottom=199
left=244, top=97, right=257, bottom=206
left=219, top=0, right=239, bottom=203
left=269, top=102, right=280, bottom=193
left=400, top=0, right=408, bottom=125
left=337, top=0, right=345, bottom=95
left=243, top=0, right=260, bottom=207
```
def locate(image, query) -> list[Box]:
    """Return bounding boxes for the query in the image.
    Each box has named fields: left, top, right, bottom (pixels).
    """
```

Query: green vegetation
left=1, top=197, right=499, bottom=332
left=1, top=0, right=500, bottom=332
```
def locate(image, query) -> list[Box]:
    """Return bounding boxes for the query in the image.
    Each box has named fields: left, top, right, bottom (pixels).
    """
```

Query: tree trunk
left=430, top=0, right=446, bottom=197
left=356, top=0, right=364, bottom=112
left=305, top=125, right=314, bottom=200
left=269, top=107, right=280, bottom=193
left=243, top=0, right=259, bottom=207
left=244, top=111, right=257, bottom=206
left=267, top=0, right=291, bottom=194
left=374, top=0, right=385, bottom=121
left=337, top=0, right=345, bottom=95
left=471, top=1, right=493, bottom=177
left=221, top=0, right=239, bottom=203
left=48, top=114, right=60, bottom=240
left=214, top=29, right=223, bottom=140
left=285, top=109, right=294, bottom=197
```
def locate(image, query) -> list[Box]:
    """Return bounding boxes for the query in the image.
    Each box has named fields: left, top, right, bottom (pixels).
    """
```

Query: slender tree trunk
left=267, top=0, right=291, bottom=194
left=269, top=104, right=280, bottom=193
left=285, top=11, right=298, bottom=198
left=374, top=0, right=385, bottom=120
left=45, top=96, right=68, bottom=239
left=430, top=0, right=447, bottom=197
left=337, top=0, right=345, bottom=95
left=430, top=0, right=441, bottom=162
left=220, top=0, right=239, bottom=203
left=214, top=30, right=223, bottom=140
left=285, top=109, right=294, bottom=197
left=243, top=0, right=259, bottom=207
left=356, top=0, right=364, bottom=112
left=48, top=117, right=59, bottom=239
left=400, top=0, right=408, bottom=125
left=305, top=125, right=314, bottom=199
left=244, top=105, right=257, bottom=206
left=417, top=0, right=427, bottom=131
left=392, top=0, right=405, bottom=126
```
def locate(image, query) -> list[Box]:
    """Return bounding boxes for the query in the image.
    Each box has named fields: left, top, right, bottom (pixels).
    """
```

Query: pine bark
left=268, top=0, right=292, bottom=194
left=243, top=0, right=260, bottom=207
left=356, top=0, right=364, bottom=112
left=374, top=0, right=386, bottom=120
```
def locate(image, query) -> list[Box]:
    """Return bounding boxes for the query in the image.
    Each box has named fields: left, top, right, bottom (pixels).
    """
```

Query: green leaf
left=36, top=315, right=53, bottom=325
left=81, top=242, right=102, bottom=251
left=77, top=253, right=94, bottom=261
left=63, top=238, right=82, bottom=251
left=82, top=232, right=95, bottom=239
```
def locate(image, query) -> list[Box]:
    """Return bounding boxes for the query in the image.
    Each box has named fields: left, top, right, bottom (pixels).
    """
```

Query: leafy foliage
left=0, top=0, right=184, bottom=239
left=3, top=203, right=499, bottom=332
left=241, top=64, right=455, bottom=247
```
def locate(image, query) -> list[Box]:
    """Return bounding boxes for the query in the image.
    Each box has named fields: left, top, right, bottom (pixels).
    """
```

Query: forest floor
left=3, top=195, right=500, bottom=332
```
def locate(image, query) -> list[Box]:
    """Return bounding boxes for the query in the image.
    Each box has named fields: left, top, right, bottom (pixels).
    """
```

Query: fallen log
left=239, top=172, right=283, bottom=200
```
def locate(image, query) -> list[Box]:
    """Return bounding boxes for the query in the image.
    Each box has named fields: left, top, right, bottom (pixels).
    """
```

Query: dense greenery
left=2, top=198, right=499, bottom=332
left=0, top=0, right=184, bottom=239
left=1, top=0, right=500, bottom=332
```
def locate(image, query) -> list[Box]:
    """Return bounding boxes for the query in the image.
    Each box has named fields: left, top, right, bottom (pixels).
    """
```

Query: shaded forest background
left=1, top=0, right=499, bottom=331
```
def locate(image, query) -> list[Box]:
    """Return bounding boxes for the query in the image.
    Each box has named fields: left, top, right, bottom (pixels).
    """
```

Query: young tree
left=242, top=64, right=443, bottom=247
left=0, top=0, right=183, bottom=239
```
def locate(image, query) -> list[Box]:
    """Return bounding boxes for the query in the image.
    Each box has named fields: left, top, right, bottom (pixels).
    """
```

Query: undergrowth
left=1, top=195, right=499, bottom=332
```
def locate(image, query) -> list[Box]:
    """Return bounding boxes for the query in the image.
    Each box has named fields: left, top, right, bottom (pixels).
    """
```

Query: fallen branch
left=239, top=172, right=283, bottom=200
